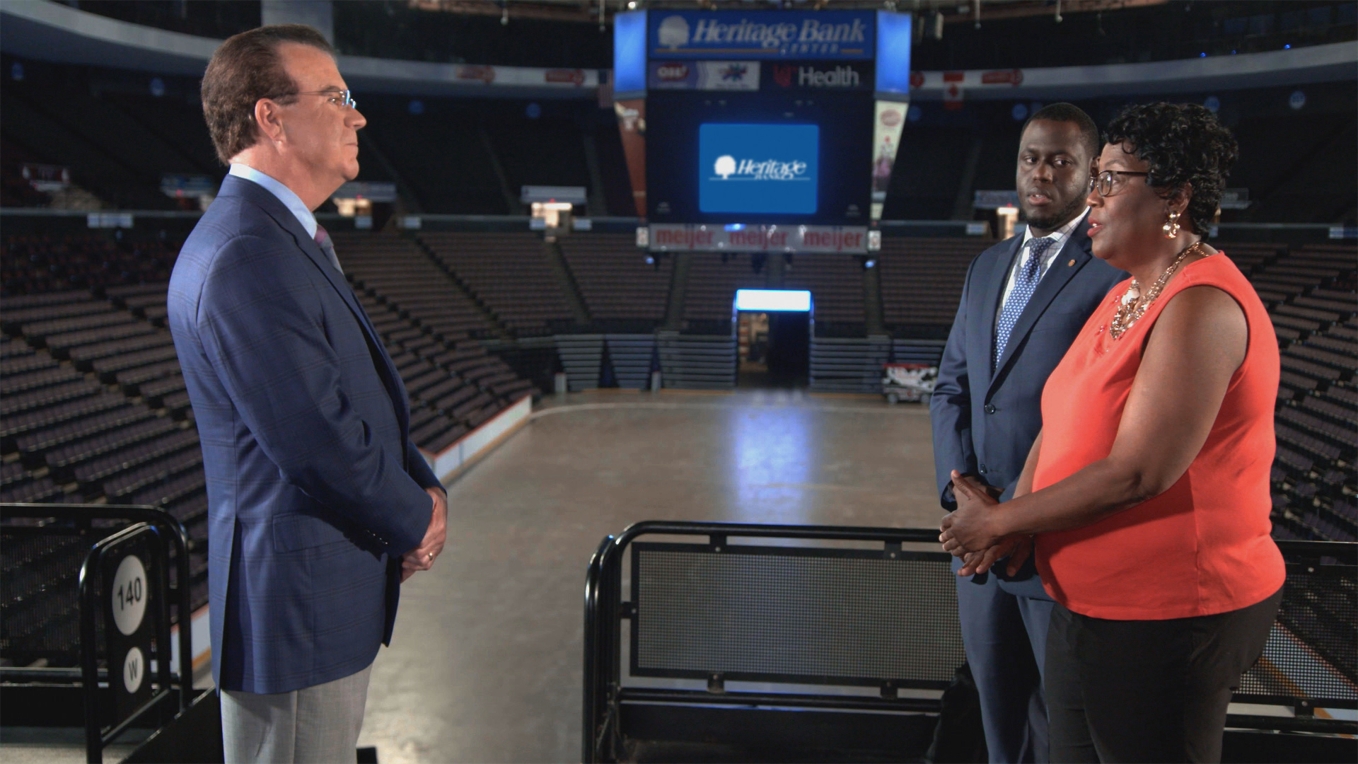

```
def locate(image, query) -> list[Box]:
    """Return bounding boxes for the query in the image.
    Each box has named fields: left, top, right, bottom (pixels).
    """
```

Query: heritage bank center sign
left=650, top=10, right=876, bottom=60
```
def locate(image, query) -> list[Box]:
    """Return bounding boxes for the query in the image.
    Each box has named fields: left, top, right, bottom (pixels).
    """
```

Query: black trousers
left=1045, top=587, right=1283, bottom=763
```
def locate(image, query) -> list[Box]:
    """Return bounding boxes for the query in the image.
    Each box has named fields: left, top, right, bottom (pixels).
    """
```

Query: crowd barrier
left=583, top=521, right=1357, bottom=763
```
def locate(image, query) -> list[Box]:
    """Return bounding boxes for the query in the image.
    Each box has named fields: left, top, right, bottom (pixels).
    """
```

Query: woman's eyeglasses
left=1088, top=170, right=1149, bottom=197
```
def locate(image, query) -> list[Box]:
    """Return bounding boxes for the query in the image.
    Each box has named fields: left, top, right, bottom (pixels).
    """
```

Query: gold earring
left=1163, top=210, right=1181, bottom=239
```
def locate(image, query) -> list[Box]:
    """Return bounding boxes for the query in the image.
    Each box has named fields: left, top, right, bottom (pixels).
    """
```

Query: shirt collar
left=228, top=164, right=318, bottom=239
left=1020, top=207, right=1088, bottom=255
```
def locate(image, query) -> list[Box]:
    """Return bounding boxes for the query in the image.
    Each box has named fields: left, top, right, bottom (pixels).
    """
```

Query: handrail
left=78, top=523, right=179, bottom=763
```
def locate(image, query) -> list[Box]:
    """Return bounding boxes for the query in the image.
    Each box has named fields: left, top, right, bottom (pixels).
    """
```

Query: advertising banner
left=614, top=99, right=647, bottom=218
left=870, top=100, right=907, bottom=220
left=762, top=61, right=873, bottom=91
left=649, top=61, right=761, bottom=91
left=449, top=65, right=599, bottom=89
left=650, top=10, right=875, bottom=60
left=648, top=224, right=868, bottom=253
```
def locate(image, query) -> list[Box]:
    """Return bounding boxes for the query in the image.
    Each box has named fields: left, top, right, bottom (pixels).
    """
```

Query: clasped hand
left=401, top=487, right=448, bottom=582
left=939, top=470, right=1031, bottom=578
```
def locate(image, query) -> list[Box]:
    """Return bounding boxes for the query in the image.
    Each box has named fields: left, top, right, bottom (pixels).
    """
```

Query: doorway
left=734, top=290, right=812, bottom=388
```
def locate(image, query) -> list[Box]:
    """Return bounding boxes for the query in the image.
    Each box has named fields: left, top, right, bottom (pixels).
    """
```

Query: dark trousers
left=1045, top=588, right=1283, bottom=763
left=956, top=559, right=1055, bottom=764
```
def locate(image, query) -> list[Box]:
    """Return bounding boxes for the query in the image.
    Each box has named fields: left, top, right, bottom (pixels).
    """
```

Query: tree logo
left=715, top=155, right=736, bottom=179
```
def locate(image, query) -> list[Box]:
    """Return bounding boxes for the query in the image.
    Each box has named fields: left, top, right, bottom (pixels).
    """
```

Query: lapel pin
left=1067, top=259, right=1075, bottom=266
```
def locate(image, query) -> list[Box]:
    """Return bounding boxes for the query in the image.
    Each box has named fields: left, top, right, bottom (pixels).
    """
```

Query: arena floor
left=359, top=389, right=943, bottom=764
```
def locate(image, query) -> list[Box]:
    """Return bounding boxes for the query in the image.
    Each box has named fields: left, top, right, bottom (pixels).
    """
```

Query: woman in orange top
left=939, top=103, right=1285, bottom=763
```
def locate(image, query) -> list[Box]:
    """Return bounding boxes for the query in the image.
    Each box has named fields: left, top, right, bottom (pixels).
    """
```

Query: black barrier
left=583, top=523, right=1358, bottom=763
left=1, top=503, right=194, bottom=763
left=1232, top=540, right=1357, bottom=732
left=583, top=521, right=960, bottom=763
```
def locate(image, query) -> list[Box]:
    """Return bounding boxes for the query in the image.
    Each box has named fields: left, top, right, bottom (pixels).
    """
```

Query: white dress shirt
left=998, top=208, right=1089, bottom=308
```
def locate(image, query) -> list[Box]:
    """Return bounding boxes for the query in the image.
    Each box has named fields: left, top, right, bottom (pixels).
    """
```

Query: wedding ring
left=427, top=552, right=434, bottom=561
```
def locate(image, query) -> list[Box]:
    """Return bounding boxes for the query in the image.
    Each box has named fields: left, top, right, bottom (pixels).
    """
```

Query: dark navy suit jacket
left=929, top=219, right=1124, bottom=595
left=168, top=175, right=440, bottom=693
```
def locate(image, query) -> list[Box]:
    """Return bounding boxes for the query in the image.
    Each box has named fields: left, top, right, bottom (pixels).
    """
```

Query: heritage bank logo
left=700, top=124, right=819, bottom=215
left=712, top=155, right=810, bottom=182
left=654, top=12, right=873, bottom=59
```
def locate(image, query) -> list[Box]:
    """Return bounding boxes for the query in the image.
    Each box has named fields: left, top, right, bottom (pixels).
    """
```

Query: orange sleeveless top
left=1033, top=253, right=1286, bottom=620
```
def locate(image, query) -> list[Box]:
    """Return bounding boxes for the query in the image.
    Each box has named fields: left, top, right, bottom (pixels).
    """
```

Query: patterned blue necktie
left=994, top=237, right=1054, bottom=369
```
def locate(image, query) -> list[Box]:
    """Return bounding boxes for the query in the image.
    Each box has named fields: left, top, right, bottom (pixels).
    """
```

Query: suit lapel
left=224, top=177, right=411, bottom=440
left=977, top=236, right=1022, bottom=390
left=988, top=221, right=1094, bottom=395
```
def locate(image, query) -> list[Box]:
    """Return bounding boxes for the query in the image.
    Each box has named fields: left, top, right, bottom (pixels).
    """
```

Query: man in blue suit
left=168, top=25, right=447, bottom=762
left=930, top=104, right=1122, bottom=763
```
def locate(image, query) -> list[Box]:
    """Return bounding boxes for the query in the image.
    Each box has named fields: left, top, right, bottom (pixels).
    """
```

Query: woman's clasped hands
left=939, top=469, right=1033, bottom=578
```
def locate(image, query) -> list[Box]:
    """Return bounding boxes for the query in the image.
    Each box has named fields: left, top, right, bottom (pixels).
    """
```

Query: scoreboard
left=613, top=9, right=912, bottom=253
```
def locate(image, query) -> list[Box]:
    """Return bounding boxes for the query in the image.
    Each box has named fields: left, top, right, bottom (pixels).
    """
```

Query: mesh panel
left=633, top=545, right=963, bottom=687
left=1, top=532, right=87, bottom=665
left=1238, top=562, right=1357, bottom=705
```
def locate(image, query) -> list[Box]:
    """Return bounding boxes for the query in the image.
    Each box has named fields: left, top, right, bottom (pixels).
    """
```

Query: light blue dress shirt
left=228, top=164, right=318, bottom=239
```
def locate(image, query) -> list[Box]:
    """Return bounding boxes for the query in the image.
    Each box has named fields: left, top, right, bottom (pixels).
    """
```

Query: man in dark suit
left=168, top=25, right=447, bottom=762
left=930, top=104, right=1123, bottom=763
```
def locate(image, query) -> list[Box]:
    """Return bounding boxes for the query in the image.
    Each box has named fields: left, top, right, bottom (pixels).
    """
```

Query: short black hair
left=1104, top=102, right=1238, bottom=235
left=1021, top=103, right=1100, bottom=161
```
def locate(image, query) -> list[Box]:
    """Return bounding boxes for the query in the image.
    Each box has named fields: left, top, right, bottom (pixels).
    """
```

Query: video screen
left=699, top=124, right=819, bottom=215
left=646, top=90, right=872, bottom=225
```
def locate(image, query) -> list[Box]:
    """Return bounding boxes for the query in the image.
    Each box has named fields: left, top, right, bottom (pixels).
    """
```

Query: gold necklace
left=1109, top=241, right=1210, bottom=340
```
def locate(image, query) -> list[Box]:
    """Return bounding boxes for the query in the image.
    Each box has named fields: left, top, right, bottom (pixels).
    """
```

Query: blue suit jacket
left=168, top=175, right=440, bottom=693
left=930, top=220, right=1124, bottom=595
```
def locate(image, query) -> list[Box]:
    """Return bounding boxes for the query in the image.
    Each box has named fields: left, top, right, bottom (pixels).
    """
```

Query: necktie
left=994, top=237, right=1054, bottom=369
left=314, top=224, right=344, bottom=274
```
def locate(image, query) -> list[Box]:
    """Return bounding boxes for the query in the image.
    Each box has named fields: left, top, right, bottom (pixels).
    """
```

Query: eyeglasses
left=1088, top=170, right=1149, bottom=197
left=273, top=89, right=358, bottom=110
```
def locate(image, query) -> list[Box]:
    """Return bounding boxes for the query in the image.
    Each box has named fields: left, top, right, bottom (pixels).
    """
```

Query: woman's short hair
left=1105, top=102, right=1238, bottom=235
left=201, top=25, right=334, bottom=165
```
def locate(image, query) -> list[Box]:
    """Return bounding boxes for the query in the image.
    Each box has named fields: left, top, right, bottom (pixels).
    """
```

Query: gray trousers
left=220, top=663, right=372, bottom=764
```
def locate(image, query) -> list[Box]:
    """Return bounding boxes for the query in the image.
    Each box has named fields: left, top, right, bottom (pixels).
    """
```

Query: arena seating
left=483, top=115, right=593, bottom=198
left=351, top=99, right=508, bottom=214
left=1, top=229, right=543, bottom=633
left=418, top=231, right=577, bottom=336
left=1231, top=111, right=1358, bottom=223
left=1233, top=243, right=1358, bottom=544
left=558, top=233, right=672, bottom=331
left=0, top=74, right=192, bottom=210
left=332, top=231, right=537, bottom=450
left=683, top=254, right=769, bottom=333
left=782, top=254, right=867, bottom=335
left=877, top=237, right=981, bottom=336
left=0, top=233, right=180, bottom=295
left=0, top=286, right=210, bottom=615
left=339, top=96, right=624, bottom=217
